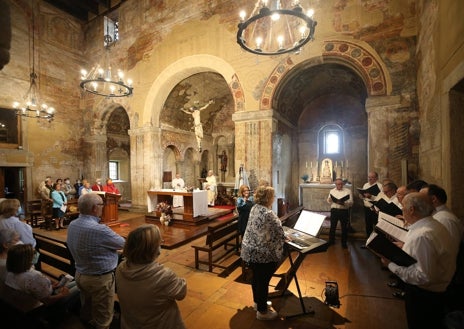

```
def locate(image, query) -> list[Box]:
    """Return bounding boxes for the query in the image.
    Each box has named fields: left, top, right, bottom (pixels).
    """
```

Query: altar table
left=147, top=189, right=208, bottom=221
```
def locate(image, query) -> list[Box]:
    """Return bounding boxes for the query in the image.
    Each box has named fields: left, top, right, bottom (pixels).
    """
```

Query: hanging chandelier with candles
left=237, top=0, right=317, bottom=56
left=79, top=19, right=133, bottom=98
left=13, top=0, right=55, bottom=122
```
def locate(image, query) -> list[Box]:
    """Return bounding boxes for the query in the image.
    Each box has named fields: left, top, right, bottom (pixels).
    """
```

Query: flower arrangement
left=156, top=201, right=173, bottom=221
left=301, top=174, right=309, bottom=183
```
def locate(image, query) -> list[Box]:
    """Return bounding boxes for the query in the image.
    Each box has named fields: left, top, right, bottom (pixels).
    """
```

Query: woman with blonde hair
left=240, top=185, right=285, bottom=320
left=0, top=199, right=36, bottom=247
left=116, top=224, right=187, bottom=329
left=236, top=185, right=254, bottom=236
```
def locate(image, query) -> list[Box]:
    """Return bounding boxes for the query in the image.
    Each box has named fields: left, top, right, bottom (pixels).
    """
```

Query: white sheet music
left=377, top=212, right=408, bottom=242
left=378, top=211, right=406, bottom=229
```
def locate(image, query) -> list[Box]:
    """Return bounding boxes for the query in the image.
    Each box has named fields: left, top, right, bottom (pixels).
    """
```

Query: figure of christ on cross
left=180, top=99, right=214, bottom=152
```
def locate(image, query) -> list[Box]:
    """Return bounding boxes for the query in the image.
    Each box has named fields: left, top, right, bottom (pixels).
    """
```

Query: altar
left=147, top=189, right=208, bottom=221
left=299, top=183, right=353, bottom=212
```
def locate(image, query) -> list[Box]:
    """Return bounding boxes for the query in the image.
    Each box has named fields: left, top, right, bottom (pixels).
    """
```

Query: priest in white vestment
left=171, top=173, right=185, bottom=207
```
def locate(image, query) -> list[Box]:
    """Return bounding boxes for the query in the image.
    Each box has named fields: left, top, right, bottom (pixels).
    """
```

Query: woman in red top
left=103, top=178, right=120, bottom=194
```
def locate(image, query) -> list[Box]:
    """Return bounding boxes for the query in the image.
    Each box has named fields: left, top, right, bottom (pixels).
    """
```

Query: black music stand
left=269, top=243, right=328, bottom=319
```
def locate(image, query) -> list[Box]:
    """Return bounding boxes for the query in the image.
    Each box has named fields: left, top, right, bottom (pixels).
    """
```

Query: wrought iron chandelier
left=13, top=0, right=55, bottom=122
left=80, top=29, right=133, bottom=98
left=237, top=0, right=317, bottom=56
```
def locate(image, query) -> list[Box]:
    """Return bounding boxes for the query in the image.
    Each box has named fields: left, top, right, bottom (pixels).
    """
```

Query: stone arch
left=143, top=55, right=244, bottom=127
left=259, top=39, right=392, bottom=111
left=321, top=39, right=391, bottom=96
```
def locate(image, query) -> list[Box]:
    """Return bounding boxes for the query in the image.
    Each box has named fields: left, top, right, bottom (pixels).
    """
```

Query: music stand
left=270, top=243, right=327, bottom=319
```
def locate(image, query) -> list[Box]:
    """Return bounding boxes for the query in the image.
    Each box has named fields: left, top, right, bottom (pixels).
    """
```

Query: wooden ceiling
left=43, top=0, right=126, bottom=21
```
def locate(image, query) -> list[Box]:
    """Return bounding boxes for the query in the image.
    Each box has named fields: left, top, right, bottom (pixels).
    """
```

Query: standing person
left=0, top=198, right=36, bottom=247
left=240, top=185, right=285, bottom=320
left=327, top=178, right=353, bottom=248
left=171, top=173, right=185, bottom=208
left=92, top=178, right=103, bottom=192
left=381, top=193, right=457, bottom=329
left=360, top=171, right=382, bottom=242
left=51, top=182, right=67, bottom=229
left=236, top=185, right=254, bottom=237
left=204, top=170, right=217, bottom=206
left=420, top=184, right=463, bottom=247
left=62, top=177, right=77, bottom=200
left=38, top=176, right=53, bottom=202
left=103, top=178, right=120, bottom=195
left=116, top=225, right=187, bottom=329
left=67, top=193, right=125, bottom=329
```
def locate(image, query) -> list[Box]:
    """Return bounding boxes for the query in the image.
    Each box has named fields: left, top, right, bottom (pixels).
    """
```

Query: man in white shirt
left=381, top=192, right=457, bottom=329
left=171, top=173, right=185, bottom=208
left=420, top=184, right=463, bottom=249
left=360, top=172, right=383, bottom=240
left=327, top=178, right=353, bottom=248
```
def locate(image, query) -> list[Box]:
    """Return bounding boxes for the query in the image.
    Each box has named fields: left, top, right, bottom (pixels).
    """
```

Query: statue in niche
left=218, top=150, right=228, bottom=172
left=180, top=99, right=214, bottom=152
left=320, top=158, right=333, bottom=184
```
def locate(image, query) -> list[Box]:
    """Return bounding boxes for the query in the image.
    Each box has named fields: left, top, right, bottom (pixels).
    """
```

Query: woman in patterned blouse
left=240, top=185, right=286, bottom=320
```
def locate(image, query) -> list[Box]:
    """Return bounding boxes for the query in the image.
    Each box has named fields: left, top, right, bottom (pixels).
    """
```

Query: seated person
left=5, top=244, right=80, bottom=322
left=0, top=228, right=20, bottom=282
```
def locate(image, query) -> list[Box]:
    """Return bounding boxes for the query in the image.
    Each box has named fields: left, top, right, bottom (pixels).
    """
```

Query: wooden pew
left=33, top=233, right=76, bottom=280
left=191, top=215, right=240, bottom=272
left=0, top=281, right=45, bottom=327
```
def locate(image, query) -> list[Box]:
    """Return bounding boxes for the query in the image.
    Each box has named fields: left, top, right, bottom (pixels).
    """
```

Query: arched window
left=319, top=124, right=344, bottom=158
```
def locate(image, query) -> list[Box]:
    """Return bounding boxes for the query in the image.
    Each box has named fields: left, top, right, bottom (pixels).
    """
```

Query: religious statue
left=180, top=99, right=214, bottom=152
left=320, top=158, right=333, bottom=184
left=218, top=150, right=228, bottom=172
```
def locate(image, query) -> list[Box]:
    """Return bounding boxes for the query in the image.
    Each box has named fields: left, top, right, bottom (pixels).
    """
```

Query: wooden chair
left=40, top=200, right=55, bottom=230
left=25, top=200, right=44, bottom=228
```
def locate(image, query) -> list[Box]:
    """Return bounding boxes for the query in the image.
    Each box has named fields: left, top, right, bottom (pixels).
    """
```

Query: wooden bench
left=191, top=215, right=240, bottom=272
left=33, top=233, right=76, bottom=280
left=0, top=281, right=45, bottom=326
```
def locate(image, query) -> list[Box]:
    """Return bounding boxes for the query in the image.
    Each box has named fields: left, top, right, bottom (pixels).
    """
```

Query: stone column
left=83, top=134, right=108, bottom=182
left=232, top=109, right=275, bottom=189
left=128, top=126, right=163, bottom=211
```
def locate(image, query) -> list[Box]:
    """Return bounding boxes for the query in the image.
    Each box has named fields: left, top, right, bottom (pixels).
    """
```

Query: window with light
left=109, top=161, right=119, bottom=180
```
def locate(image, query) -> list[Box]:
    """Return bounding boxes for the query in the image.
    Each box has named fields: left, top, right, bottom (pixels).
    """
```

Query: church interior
left=1, top=0, right=464, bottom=328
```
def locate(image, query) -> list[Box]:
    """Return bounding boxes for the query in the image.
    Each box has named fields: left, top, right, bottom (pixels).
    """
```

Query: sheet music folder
left=330, top=194, right=350, bottom=204
left=357, top=184, right=380, bottom=196
left=370, top=199, right=403, bottom=217
left=283, top=209, right=328, bottom=254
left=366, top=232, right=416, bottom=267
